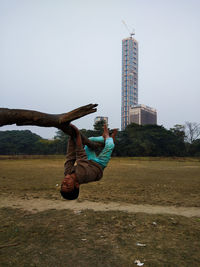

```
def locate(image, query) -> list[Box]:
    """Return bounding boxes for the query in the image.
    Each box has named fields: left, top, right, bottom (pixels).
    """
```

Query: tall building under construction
left=121, top=35, right=138, bottom=130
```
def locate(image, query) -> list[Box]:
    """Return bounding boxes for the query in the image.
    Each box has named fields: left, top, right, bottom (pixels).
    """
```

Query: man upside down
left=60, top=123, right=117, bottom=200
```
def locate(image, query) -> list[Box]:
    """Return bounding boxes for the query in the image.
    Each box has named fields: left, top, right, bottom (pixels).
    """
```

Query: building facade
left=129, top=105, right=157, bottom=125
left=121, top=36, right=138, bottom=130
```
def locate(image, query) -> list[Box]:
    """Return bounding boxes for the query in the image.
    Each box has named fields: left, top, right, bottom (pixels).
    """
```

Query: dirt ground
left=1, top=195, right=200, bottom=217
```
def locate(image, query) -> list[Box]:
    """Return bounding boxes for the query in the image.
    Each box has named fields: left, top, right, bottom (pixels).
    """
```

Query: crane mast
left=122, top=20, right=135, bottom=38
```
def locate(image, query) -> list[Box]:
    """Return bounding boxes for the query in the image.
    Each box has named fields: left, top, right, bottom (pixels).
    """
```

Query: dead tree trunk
left=0, top=104, right=103, bottom=149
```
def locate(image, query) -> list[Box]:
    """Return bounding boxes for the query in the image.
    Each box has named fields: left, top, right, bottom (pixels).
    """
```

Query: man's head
left=60, top=173, right=80, bottom=200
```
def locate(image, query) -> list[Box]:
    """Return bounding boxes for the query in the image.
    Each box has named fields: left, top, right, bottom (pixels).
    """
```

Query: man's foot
left=102, top=124, right=109, bottom=140
left=111, top=129, right=118, bottom=143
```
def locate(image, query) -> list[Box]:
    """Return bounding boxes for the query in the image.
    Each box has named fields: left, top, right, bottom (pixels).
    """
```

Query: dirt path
left=1, top=196, right=200, bottom=217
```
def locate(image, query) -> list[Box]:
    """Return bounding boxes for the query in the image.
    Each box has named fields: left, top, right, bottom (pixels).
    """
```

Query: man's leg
left=85, top=124, right=117, bottom=165
left=93, top=125, right=117, bottom=168
left=111, top=129, right=118, bottom=143
left=96, top=125, right=117, bottom=168
left=84, top=124, right=107, bottom=160
left=96, top=137, right=115, bottom=168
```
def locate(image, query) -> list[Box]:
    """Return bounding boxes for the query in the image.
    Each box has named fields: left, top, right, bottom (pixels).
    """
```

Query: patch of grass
left=82, top=158, right=200, bottom=206
left=0, top=157, right=200, bottom=206
left=0, top=208, right=200, bottom=266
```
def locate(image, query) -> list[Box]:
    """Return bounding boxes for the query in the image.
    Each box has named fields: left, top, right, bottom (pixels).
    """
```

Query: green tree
left=0, top=130, right=41, bottom=154
left=170, top=124, right=185, bottom=142
left=114, top=123, right=186, bottom=157
left=93, top=120, right=106, bottom=136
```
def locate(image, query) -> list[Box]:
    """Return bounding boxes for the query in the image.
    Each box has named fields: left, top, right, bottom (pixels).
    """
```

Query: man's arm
left=71, top=124, right=82, bottom=149
left=64, top=137, right=76, bottom=175
left=70, top=124, right=87, bottom=160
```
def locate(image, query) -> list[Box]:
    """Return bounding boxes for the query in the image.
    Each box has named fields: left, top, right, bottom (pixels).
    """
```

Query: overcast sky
left=1, top=0, right=199, bottom=138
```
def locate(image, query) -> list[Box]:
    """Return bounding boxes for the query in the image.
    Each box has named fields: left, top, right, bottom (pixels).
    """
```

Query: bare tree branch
left=185, top=122, right=200, bottom=143
left=0, top=104, right=103, bottom=149
left=0, top=104, right=98, bottom=127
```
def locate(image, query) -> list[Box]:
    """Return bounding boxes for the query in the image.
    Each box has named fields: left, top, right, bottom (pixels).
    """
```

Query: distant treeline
left=0, top=121, right=200, bottom=156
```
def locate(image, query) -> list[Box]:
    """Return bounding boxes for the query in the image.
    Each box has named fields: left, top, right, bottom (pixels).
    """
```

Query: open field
left=0, top=157, right=200, bottom=266
left=0, top=156, right=200, bottom=206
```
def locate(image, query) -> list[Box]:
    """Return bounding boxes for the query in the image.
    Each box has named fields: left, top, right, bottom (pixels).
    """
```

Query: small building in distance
left=94, top=116, right=108, bottom=125
left=129, top=105, right=157, bottom=125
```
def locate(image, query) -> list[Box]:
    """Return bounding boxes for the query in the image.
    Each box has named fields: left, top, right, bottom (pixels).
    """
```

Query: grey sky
left=1, top=0, right=199, bottom=138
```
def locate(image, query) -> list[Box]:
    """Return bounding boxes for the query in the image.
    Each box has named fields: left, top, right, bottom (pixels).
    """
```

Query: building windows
left=122, top=37, right=138, bottom=130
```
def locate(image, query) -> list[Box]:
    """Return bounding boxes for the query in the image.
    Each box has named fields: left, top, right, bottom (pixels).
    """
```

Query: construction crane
left=122, top=20, right=135, bottom=38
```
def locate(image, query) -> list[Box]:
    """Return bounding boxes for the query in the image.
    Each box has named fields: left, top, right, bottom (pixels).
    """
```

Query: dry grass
left=0, top=208, right=200, bottom=266
left=0, top=157, right=200, bottom=206
left=82, top=157, right=200, bottom=207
